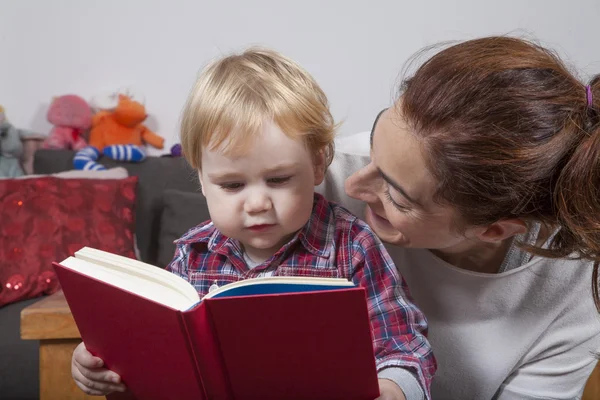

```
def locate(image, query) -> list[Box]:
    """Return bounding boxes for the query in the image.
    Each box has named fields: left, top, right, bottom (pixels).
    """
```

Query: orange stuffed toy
left=73, top=94, right=164, bottom=170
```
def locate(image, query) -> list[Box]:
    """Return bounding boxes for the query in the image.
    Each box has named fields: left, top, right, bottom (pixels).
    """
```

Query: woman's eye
left=268, top=176, right=291, bottom=185
left=220, top=183, right=244, bottom=191
left=384, top=188, right=409, bottom=212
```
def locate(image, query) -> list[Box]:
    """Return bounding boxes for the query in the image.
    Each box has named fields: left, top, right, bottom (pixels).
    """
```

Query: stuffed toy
left=89, top=87, right=146, bottom=113
left=43, top=94, right=92, bottom=150
left=0, top=106, right=46, bottom=178
left=170, top=144, right=182, bottom=157
left=73, top=94, right=164, bottom=170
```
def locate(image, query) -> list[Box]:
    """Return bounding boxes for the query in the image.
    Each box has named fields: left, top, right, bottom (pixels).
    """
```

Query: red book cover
left=54, top=261, right=380, bottom=400
left=54, top=262, right=207, bottom=400
left=203, top=290, right=379, bottom=399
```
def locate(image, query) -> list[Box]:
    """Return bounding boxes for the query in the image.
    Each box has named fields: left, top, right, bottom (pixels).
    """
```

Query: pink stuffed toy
left=43, top=95, right=92, bottom=150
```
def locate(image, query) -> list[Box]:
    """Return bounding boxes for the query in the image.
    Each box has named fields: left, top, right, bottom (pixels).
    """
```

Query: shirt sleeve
left=350, top=228, right=437, bottom=400
left=378, top=367, right=424, bottom=400
left=494, top=322, right=600, bottom=399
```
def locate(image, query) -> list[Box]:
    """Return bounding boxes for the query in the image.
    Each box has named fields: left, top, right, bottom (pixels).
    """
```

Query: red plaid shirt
left=167, top=193, right=436, bottom=396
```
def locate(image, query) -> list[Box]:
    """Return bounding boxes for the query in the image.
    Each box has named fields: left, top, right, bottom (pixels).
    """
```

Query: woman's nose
left=345, top=162, right=380, bottom=203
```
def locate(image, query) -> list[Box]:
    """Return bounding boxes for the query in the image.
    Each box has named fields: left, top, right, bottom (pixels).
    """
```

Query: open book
left=54, top=247, right=380, bottom=400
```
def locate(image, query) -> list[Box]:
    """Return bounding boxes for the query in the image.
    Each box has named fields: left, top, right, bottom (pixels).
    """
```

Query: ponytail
left=553, top=75, right=600, bottom=310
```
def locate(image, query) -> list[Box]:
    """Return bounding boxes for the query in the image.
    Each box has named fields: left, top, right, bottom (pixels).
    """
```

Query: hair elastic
left=586, top=85, right=593, bottom=108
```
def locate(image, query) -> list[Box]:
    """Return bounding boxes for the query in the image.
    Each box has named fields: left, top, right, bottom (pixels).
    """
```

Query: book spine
left=177, top=311, right=209, bottom=400
left=181, top=303, right=234, bottom=400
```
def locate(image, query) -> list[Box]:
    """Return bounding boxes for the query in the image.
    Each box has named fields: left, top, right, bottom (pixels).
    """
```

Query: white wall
left=2, top=0, right=599, bottom=155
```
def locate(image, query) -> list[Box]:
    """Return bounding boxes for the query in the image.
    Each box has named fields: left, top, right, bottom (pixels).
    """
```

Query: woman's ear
left=313, top=148, right=327, bottom=186
left=472, top=219, right=528, bottom=243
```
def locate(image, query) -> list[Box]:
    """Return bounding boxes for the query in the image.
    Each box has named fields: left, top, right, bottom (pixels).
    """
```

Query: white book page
left=59, top=248, right=200, bottom=311
left=75, top=247, right=199, bottom=301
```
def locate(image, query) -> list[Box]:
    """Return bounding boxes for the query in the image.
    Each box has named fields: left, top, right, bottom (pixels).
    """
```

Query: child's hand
left=71, top=342, right=127, bottom=396
left=376, top=379, right=407, bottom=400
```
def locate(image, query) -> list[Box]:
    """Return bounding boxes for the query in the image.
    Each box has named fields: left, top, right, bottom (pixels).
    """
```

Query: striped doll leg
left=73, top=146, right=105, bottom=171
left=103, top=144, right=146, bottom=162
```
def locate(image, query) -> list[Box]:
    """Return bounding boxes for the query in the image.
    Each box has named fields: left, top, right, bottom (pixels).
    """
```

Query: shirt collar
left=295, top=193, right=333, bottom=258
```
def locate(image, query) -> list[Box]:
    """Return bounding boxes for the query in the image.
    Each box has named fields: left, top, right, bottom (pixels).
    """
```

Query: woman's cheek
left=386, top=212, right=414, bottom=239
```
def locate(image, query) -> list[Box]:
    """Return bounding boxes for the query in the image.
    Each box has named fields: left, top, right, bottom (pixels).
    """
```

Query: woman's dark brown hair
left=400, top=36, right=600, bottom=308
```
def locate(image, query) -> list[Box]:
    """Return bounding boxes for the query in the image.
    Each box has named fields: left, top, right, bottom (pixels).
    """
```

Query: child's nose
left=244, top=191, right=272, bottom=214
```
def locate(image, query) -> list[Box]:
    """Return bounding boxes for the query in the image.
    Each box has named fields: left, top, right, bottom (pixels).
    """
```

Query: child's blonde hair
left=180, top=47, right=336, bottom=169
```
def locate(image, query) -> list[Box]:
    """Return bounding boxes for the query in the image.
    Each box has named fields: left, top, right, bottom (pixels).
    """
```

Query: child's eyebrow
left=261, top=162, right=302, bottom=174
left=206, top=162, right=302, bottom=180
left=206, top=171, right=243, bottom=181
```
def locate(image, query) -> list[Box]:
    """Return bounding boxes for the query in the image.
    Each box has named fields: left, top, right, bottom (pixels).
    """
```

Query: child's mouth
left=247, top=224, right=275, bottom=232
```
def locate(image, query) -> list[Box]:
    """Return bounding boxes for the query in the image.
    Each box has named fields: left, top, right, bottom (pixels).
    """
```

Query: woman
left=73, top=36, right=600, bottom=399
left=321, top=36, right=600, bottom=399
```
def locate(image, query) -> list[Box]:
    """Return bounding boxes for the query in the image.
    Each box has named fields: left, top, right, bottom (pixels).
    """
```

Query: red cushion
left=0, top=176, right=138, bottom=307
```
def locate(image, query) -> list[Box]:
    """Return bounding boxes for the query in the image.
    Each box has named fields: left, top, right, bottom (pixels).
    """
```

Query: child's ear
left=197, top=170, right=206, bottom=196
left=313, top=148, right=327, bottom=186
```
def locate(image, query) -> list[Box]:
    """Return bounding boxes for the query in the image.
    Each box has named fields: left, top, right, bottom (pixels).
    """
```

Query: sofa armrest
left=21, top=290, right=80, bottom=340
left=19, top=291, right=100, bottom=400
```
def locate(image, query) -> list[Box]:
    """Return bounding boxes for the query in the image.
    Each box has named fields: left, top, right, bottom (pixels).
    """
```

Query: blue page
left=207, top=282, right=355, bottom=299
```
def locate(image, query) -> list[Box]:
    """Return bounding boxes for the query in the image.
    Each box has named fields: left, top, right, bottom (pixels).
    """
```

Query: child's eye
left=219, top=182, right=244, bottom=191
left=267, top=176, right=291, bottom=185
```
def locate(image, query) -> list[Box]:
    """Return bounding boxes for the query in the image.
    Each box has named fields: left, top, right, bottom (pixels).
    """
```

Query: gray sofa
left=0, top=149, right=210, bottom=399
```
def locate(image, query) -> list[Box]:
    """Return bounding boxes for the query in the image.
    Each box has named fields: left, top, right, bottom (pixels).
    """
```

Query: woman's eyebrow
left=370, top=108, right=388, bottom=149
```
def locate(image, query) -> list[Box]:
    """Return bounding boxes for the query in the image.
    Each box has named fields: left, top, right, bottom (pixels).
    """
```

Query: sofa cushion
left=0, top=176, right=138, bottom=307
left=34, top=150, right=202, bottom=265
left=157, top=189, right=211, bottom=268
